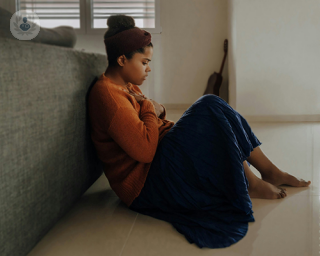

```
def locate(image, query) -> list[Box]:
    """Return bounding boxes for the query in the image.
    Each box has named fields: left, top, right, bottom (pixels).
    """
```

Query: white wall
left=228, top=0, right=320, bottom=120
left=74, top=0, right=229, bottom=105
left=156, top=0, right=229, bottom=105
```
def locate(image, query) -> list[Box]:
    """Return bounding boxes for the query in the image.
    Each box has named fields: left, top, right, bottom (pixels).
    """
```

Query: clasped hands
left=127, top=88, right=164, bottom=117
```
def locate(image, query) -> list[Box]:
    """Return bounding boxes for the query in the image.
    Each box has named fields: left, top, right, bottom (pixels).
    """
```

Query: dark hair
left=104, top=14, right=153, bottom=67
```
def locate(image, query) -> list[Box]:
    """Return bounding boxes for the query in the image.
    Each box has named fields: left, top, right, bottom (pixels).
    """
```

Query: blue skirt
left=129, top=94, right=262, bottom=249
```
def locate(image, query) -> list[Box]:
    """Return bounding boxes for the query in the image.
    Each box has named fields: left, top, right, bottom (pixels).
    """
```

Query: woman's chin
left=132, top=78, right=146, bottom=85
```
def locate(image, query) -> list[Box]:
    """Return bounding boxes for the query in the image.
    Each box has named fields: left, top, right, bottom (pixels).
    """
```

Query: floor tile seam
left=118, top=212, right=139, bottom=256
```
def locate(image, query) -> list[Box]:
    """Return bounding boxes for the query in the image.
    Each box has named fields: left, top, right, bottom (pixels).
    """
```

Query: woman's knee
left=198, top=94, right=223, bottom=106
left=184, top=94, right=227, bottom=116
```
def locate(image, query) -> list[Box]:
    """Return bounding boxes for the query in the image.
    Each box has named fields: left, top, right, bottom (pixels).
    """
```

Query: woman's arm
left=88, top=85, right=159, bottom=163
left=127, top=89, right=164, bottom=117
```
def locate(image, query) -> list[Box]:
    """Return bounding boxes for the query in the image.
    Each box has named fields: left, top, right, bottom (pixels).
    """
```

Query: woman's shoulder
left=92, top=75, right=126, bottom=95
left=91, top=78, right=140, bottom=111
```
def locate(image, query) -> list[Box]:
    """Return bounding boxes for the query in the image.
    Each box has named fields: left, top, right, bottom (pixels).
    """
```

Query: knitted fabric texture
left=104, top=27, right=151, bottom=60
left=88, top=73, right=175, bottom=207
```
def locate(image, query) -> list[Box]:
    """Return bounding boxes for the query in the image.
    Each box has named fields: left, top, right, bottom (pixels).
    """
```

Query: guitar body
left=203, top=39, right=228, bottom=97
left=204, top=72, right=223, bottom=96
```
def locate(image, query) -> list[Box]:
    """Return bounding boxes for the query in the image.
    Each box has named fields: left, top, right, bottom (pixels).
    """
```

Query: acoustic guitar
left=203, top=39, right=228, bottom=96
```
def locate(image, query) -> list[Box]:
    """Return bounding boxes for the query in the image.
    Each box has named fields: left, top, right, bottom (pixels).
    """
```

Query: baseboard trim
left=164, top=104, right=193, bottom=110
left=165, top=104, right=320, bottom=122
left=242, top=115, right=320, bottom=122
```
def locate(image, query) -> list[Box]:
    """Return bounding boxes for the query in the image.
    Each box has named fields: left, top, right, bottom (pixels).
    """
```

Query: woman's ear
left=117, top=55, right=126, bottom=67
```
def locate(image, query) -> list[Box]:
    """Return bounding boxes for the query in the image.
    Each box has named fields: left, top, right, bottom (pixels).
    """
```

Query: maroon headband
left=104, top=27, right=152, bottom=61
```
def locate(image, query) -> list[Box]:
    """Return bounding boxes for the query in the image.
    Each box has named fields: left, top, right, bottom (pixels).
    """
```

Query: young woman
left=88, top=14, right=311, bottom=249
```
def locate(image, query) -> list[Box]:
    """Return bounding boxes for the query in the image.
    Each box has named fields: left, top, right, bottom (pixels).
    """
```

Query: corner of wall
left=227, top=0, right=237, bottom=110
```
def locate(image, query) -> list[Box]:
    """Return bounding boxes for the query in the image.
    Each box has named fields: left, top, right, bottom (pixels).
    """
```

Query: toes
left=277, top=187, right=287, bottom=199
left=299, top=179, right=311, bottom=187
left=302, top=180, right=311, bottom=186
left=279, top=191, right=286, bottom=198
left=279, top=188, right=287, bottom=198
left=288, top=175, right=311, bottom=187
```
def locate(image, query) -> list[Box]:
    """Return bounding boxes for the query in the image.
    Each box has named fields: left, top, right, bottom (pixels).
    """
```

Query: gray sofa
left=0, top=28, right=107, bottom=255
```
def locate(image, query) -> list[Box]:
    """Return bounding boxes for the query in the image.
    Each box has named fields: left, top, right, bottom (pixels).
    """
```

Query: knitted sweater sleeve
left=107, top=99, right=159, bottom=163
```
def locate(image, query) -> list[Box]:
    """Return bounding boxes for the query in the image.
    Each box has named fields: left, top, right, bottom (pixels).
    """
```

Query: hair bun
left=107, top=14, right=135, bottom=30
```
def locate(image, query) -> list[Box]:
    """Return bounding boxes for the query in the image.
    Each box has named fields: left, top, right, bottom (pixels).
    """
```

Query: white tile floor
left=27, top=109, right=320, bottom=256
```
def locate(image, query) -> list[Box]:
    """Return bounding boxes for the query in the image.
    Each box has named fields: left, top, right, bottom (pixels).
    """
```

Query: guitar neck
left=219, top=51, right=228, bottom=75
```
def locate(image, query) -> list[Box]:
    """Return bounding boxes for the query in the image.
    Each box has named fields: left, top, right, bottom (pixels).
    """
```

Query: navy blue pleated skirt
left=129, top=94, right=262, bottom=249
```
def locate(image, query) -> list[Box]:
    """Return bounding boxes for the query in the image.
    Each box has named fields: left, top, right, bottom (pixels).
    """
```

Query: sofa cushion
left=0, top=7, right=77, bottom=48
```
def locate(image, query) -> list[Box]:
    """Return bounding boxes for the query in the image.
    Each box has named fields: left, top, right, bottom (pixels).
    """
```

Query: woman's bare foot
left=248, top=177, right=287, bottom=199
left=260, top=166, right=311, bottom=187
left=246, top=146, right=311, bottom=188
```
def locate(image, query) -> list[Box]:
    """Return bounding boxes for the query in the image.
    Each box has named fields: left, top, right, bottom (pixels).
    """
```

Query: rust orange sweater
left=88, top=73, right=175, bottom=207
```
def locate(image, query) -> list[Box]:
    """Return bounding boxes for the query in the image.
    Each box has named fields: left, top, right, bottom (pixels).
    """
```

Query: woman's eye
left=143, top=62, right=147, bottom=65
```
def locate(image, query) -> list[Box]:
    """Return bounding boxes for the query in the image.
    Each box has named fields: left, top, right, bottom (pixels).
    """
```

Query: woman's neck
left=104, top=67, right=128, bottom=87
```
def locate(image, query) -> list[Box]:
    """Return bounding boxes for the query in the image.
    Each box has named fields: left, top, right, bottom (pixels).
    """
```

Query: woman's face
left=121, top=46, right=153, bottom=85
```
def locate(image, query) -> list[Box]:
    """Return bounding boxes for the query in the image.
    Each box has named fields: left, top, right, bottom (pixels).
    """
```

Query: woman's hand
left=149, top=99, right=164, bottom=117
left=127, top=89, right=164, bottom=117
left=127, top=88, right=148, bottom=103
left=128, top=92, right=147, bottom=103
